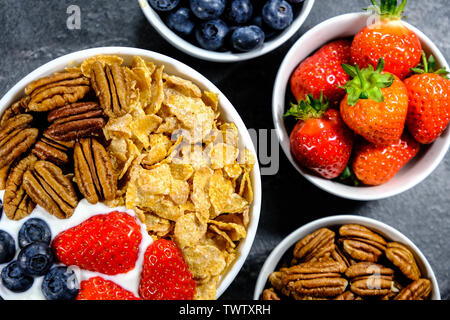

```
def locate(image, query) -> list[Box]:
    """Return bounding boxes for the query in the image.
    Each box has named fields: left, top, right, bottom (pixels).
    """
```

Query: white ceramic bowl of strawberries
left=273, top=8, right=450, bottom=201
left=0, top=47, right=262, bottom=299
left=253, top=215, right=440, bottom=300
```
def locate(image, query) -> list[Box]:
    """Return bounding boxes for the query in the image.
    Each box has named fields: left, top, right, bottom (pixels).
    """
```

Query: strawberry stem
left=369, top=0, right=407, bottom=20
left=410, top=51, right=449, bottom=79
left=284, top=93, right=329, bottom=120
left=341, top=58, right=395, bottom=106
left=339, top=166, right=360, bottom=186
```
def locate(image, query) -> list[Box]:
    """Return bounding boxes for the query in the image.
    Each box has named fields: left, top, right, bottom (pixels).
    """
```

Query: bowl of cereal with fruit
left=139, top=0, right=315, bottom=62
left=0, top=47, right=261, bottom=300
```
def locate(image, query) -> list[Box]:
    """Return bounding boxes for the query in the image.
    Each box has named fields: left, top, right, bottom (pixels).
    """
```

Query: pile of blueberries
left=0, top=203, right=79, bottom=300
left=149, top=0, right=306, bottom=52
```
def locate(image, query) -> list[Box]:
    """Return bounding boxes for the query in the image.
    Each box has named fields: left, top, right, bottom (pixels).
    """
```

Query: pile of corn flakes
left=78, top=55, right=255, bottom=299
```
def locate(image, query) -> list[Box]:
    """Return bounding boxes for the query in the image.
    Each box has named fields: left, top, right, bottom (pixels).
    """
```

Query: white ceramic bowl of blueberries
left=139, top=0, right=315, bottom=62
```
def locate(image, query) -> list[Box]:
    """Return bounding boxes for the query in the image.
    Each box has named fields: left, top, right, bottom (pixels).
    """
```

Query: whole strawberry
left=404, top=52, right=450, bottom=144
left=352, top=133, right=420, bottom=186
left=52, top=211, right=142, bottom=275
left=351, top=0, right=422, bottom=79
left=290, top=39, right=352, bottom=105
left=340, top=59, right=408, bottom=146
left=139, top=239, right=195, bottom=300
left=285, top=94, right=354, bottom=179
left=77, top=277, right=140, bottom=300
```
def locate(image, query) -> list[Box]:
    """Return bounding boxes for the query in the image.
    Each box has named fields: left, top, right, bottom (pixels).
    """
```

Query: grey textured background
left=0, top=0, right=448, bottom=300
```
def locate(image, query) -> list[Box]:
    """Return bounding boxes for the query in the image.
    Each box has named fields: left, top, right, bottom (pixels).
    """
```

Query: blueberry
left=17, top=242, right=53, bottom=277
left=195, top=19, right=229, bottom=51
left=18, top=218, right=51, bottom=249
left=226, top=0, right=253, bottom=25
left=41, top=266, right=79, bottom=300
left=251, top=15, right=279, bottom=41
left=1, top=261, right=34, bottom=292
left=190, top=0, right=225, bottom=20
left=149, top=0, right=180, bottom=12
left=166, top=7, right=195, bottom=36
left=0, top=230, right=15, bottom=264
left=231, top=25, right=265, bottom=52
left=262, top=0, right=293, bottom=30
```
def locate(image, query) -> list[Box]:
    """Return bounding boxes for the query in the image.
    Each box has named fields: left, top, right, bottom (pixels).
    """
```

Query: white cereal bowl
left=273, top=12, right=450, bottom=201
left=138, top=0, right=315, bottom=63
left=253, top=215, right=441, bottom=300
left=0, top=47, right=262, bottom=299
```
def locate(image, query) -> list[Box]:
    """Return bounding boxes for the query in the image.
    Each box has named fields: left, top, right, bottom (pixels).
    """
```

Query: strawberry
left=52, top=211, right=142, bottom=275
left=352, top=133, right=420, bottom=185
left=77, top=277, right=141, bottom=300
left=285, top=94, right=354, bottom=179
left=139, top=239, right=195, bottom=300
left=290, top=39, right=352, bottom=105
left=404, top=52, right=450, bottom=144
left=351, top=0, right=422, bottom=79
left=340, top=59, right=408, bottom=146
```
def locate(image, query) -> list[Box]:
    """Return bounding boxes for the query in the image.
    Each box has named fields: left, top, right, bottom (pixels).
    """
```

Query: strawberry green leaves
left=284, top=93, right=329, bottom=120
left=411, top=52, right=449, bottom=79
left=368, top=0, right=407, bottom=20
left=341, top=59, right=395, bottom=106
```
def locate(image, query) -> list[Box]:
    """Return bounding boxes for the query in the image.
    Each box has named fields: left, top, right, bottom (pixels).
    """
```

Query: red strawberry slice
left=77, top=276, right=141, bottom=300
left=52, top=211, right=142, bottom=275
left=139, top=239, right=196, bottom=300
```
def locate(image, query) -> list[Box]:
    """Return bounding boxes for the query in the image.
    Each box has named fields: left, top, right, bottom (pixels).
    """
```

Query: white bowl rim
left=272, top=12, right=450, bottom=201
left=253, top=214, right=441, bottom=300
left=138, top=0, right=316, bottom=63
left=0, top=46, right=262, bottom=299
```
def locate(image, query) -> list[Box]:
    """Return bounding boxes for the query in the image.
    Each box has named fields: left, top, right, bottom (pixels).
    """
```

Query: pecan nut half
left=287, top=276, right=348, bottom=298
left=22, top=160, right=78, bottom=219
left=334, top=291, right=362, bottom=300
left=394, top=279, right=431, bottom=300
left=345, top=262, right=394, bottom=297
left=262, top=288, right=280, bottom=301
left=74, top=138, right=116, bottom=204
left=45, top=102, right=106, bottom=141
left=281, top=260, right=343, bottom=285
left=25, top=72, right=91, bottom=112
left=339, top=224, right=387, bottom=262
left=293, top=228, right=335, bottom=262
left=91, top=61, right=130, bottom=118
left=0, top=114, right=34, bottom=142
left=385, top=242, right=421, bottom=281
left=3, top=154, right=38, bottom=220
left=0, top=97, right=30, bottom=127
left=32, top=133, right=75, bottom=165
left=0, top=127, right=39, bottom=169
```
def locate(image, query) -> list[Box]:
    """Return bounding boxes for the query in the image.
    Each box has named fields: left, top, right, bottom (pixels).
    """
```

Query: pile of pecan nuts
left=262, top=225, right=432, bottom=300
left=0, top=61, right=126, bottom=221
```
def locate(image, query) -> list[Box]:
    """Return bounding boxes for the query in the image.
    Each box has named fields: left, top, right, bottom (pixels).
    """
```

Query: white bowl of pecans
left=254, top=215, right=440, bottom=300
left=0, top=47, right=262, bottom=299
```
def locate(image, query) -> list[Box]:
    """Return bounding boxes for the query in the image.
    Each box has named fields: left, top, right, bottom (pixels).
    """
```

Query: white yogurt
left=0, top=190, right=153, bottom=300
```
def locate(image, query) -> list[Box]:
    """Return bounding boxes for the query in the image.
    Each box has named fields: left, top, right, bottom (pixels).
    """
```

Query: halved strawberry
left=77, top=277, right=140, bottom=300
left=52, top=211, right=142, bottom=275
left=139, top=239, right=195, bottom=300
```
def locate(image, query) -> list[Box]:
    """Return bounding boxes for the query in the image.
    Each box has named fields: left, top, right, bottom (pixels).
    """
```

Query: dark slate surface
left=0, top=0, right=448, bottom=300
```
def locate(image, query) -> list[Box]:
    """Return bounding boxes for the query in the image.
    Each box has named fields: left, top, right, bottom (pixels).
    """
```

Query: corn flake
left=174, top=213, right=207, bottom=249
left=182, top=245, right=226, bottom=279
